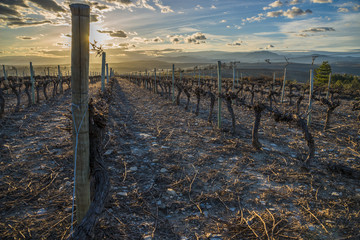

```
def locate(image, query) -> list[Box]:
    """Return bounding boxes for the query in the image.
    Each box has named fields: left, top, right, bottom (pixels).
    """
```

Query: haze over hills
left=1, top=50, right=359, bottom=83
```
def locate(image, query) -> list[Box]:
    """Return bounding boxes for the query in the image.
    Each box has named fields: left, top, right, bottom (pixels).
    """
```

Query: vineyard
left=1, top=3, right=360, bottom=240
left=0, top=61, right=360, bottom=239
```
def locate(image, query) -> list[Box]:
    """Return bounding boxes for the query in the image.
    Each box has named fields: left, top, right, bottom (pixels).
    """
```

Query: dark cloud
left=90, top=14, right=100, bottom=22
left=98, top=29, right=127, bottom=38
left=0, top=5, right=21, bottom=16
left=227, top=41, right=242, bottom=46
left=184, top=32, right=207, bottom=44
left=89, top=2, right=111, bottom=11
left=283, top=7, right=312, bottom=18
left=0, top=16, right=52, bottom=28
left=303, top=27, right=335, bottom=32
left=16, top=36, right=34, bottom=40
left=40, top=50, right=70, bottom=56
left=28, top=0, right=65, bottom=12
left=106, top=0, right=132, bottom=4
left=0, top=0, right=28, bottom=8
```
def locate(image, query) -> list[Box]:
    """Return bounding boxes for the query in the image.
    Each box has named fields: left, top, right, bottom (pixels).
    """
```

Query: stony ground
left=0, top=78, right=359, bottom=239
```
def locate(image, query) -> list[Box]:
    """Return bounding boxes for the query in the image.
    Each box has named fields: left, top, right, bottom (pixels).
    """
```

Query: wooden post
left=2, top=65, right=7, bottom=82
left=58, top=65, right=63, bottom=93
left=280, top=68, right=287, bottom=103
left=307, top=69, right=314, bottom=126
left=70, top=3, right=90, bottom=224
left=217, top=61, right=222, bottom=129
left=326, top=73, right=331, bottom=100
left=273, top=72, right=276, bottom=84
left=154, top=68, right=157, bottom=93
left=232, top=65, right=235, bottom=91
left=30, top=62, right=35, bottom=104
left=106, top=63, right=109, bottom=84
left=101, top=52, right=106, bottom=92
left=172, top=64, right=175, bottom=103
left=198, top=69, right=200, bottom=86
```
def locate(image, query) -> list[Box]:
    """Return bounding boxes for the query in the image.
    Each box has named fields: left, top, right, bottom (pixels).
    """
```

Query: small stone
left=180, top=237, right=189, bottom=240
left=160, top=168, right=167, bottom=173
left=37, top=208, right=46, bottom=215
left=152, top=159, right=159, bottom=162
left=167, top=188, right=177, bottom=196
left=118, top=192, right=128, bottom=197
left=129, top=166, right=138, bottom=172
left=104, top=149, right=113, bottom=155
left=203, top=211, right=209, bottom=217
left=308, top=224, right=315, bottom=231
left=331, top=192, right=341, bottom=196
left=229, top=207, right=236, bottom=212
left=143, top=235, right=152, bottom=240
left=161, top=146, right=170, bottom=149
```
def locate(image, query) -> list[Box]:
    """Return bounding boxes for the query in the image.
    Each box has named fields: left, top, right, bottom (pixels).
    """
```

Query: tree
left=314, top=61, right=331, bottom=85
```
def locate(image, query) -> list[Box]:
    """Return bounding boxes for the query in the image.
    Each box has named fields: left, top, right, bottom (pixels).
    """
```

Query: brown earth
left=1, top=78, right=359, bottom=239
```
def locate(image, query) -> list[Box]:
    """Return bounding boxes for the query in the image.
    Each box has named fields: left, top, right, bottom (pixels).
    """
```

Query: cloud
left=269, top=1, right=283, bottom=8
left=227, top=41, right=242, bottom=46
left=338, top=8, right=349, bottom=13
left=267, top=10, right=283, bottom=17
left=0, top=0, right=28, bottom=8
left=167, top=35, right=181, bottom=44
left=311, top=0, right=332, bottom=3
left=266, top=44, right=275, bottom=49
left=296, top=33, right=311, bottom=37
left=302, top=27, right=335, bottom=32
left=184, top=32, right=206, bottom=44
left=211, top=5, right=217, bottom=9
left=195, top=5, right=203, bottom=10
left=0, top=5, right=21, bottom=16
left=220, top=19, right=227, bottom=23
left=0, top=16, right=52, bottom=28
left=283, top=7, right=312, bottom=18
left=89, top=2, right=112, bottom=12
left=152, top=36, right=163, bottom=42
left=98, top=29, right=128, bottom=38
left=28, top=0, right=65, bottom=12
left=90, top=14, right=100, bottom=22
left=16, top=36, right=35, bottom=40
left=243, top=13, right=265, bottom=22
left=153, top=0, right=173, bottom=13
left=289, top=0, right=302, bottom=5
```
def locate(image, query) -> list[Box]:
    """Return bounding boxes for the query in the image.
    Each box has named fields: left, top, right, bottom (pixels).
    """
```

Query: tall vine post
left=307, top=69, right=314, bottom=126
left=217, top=61, right=222, bottom=129
left=106, top=63, right=109, bottom=84
left=101, top=52, right=106, bottom=92
left=172, top=64, right=175, bottom=103
left=70, top=3, right=91, bottom=224
left=326, top=73, right=332, bottom=100
left=30, top=62, right=35, bottom=104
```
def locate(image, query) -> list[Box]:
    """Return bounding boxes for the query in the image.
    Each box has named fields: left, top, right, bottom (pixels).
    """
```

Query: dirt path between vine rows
left=96, top=78, right=360, bottom=239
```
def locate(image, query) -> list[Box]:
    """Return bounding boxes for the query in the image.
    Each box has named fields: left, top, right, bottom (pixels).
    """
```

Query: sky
left=0, top=0, right=360, bottom=64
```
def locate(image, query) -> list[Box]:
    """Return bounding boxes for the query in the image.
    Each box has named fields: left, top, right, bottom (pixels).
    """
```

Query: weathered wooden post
left=70, top=3, right=90, bottom=225
left=106, top=63, right=109, bottom=84
left=326, top=73, right=331, bottom=100
left=198, top=68, right=201, bottom=86
left=172, top=64, right=175, bottom=103
left=154, top=68, right=157, bottom=93
left=58, top=65, right=63, bottom=93
left=2, top=65, right=7, bottom=82
left=232, top=65, right=235, bottom=91
left=101, top=52, right=106, bottom=92
left=307, top=69, right=314, bottom=126
left=30, top=62, right=35, bottom=104
left=273, top=72, right=276, bottom=84
left=217, top=61, right=222, bottom=129
left=280, top=68, right=287, bottom=103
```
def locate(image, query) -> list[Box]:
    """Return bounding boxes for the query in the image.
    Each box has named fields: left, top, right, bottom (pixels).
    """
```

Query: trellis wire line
left=69, top=96, right=89, bottom=237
